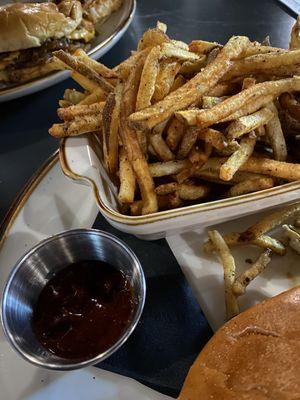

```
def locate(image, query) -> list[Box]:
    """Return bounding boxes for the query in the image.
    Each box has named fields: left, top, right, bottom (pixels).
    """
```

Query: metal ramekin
left=1, top=229, right=146, bottom=370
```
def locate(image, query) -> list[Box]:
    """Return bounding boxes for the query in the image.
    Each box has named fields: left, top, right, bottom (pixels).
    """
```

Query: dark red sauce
left=32, top=260, right=135, bottom=361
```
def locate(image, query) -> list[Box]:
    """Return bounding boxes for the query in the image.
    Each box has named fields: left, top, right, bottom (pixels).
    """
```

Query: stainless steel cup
left=1, top=229, right=146, bottom=370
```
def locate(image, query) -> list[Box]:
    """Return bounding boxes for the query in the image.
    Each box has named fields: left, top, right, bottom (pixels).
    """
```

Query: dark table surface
left=0, top=0, right=294, bottom=222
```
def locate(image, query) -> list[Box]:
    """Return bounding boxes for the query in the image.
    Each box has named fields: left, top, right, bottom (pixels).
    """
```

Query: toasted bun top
left=0, top=2, right=82, bottom=53
left=179, top=286, right=300, bottom=400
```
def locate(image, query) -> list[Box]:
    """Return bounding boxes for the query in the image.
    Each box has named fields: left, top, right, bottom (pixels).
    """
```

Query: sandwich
left=179, top=286, right=300, bottom=399
left=0, top=1, right=95, bottom=87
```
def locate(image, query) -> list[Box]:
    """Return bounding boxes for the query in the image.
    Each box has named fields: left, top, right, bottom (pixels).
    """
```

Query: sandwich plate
left=0, top=0, right=136, bottom=103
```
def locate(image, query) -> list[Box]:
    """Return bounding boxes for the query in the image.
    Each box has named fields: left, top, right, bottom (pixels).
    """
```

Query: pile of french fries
left=204, top=202, right=300, bottom=321
left=49, top=20, right=300, bottom=216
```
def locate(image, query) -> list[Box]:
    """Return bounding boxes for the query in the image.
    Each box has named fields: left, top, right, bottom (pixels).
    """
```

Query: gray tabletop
left=0, top=0, right=294, bottom=223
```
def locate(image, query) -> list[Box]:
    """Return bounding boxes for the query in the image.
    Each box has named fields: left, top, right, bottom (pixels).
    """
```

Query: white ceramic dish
left=0, top=0, right=136, bottom=103
left=0, top=151, right=170, bottom=400
left=60, top=134, right=300, bottom=240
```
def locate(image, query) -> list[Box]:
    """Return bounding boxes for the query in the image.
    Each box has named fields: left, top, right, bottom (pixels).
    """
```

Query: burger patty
left=0, top=38, right=88, bottom=71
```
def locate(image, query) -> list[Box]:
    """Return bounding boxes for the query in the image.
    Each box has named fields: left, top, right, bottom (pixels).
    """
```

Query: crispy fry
left=177, top=127, right=199, bottom=159
left=170, top=74, right=187, bottom=92
left=202, top=96, right=225, bottom=109
left=177, top=77, right=300, bottom=127
left=232, top=249, right=272, bottom=297
left=113, top=48, right=151, bottom=79
left=136, top=46, right=161, bottom=111
left=279, top=92, right=300, bottom=121
left=118, top=148, right=136, bottom=204
left=129, top=36, right=251, bottom=130
left=63, top=88, right=86, bottom=105
left=226, top=177, right=274, bottom=197
left=178, top=183, right=210, bottom=200
left=220, top=134, right=256, bottom=181
left=78, top=88, right=106, bottom=104
left=204, top=232, right=286, bottom=255
left=73, top=48, right=117, bottom=78
left=207, top=82, right=239, bottom=97
left=152, top=61, right=180, bottom=103
left=157, top=21, right=167, bottom=33
left=119, top=52, right=158, bottom=214
left=155, top=182, right=178, bottom=195
left=189, top=40, right=221, bottom=54
left=149, top=159, right=191, bottom=177
left=171, top=39, right=189, bottom=50
left=102, top=82, right=122, bottom=174
left=290, top=16, right=300, bottom=50
left=49, top=114, right=102, bottom=137
left=179, top=56, right=207, bottom=75
left=137, top=27, right=170, bottom=51
left=166, top=117, right=186, bottom=151
left=57, top=102, right=104, bottom=121
left=220, top=95, right=274, bottom=122
left=54, top=50, right=114, bottom=93
left=226, top=107, right=274, bottom=140
left=240, top=202, right=300, bottom=241
left=160, top=42, right=199, bottom=61
left=71, top=71, right=101, bottom=92
left=265, top=102, right=287, bottom=161
left=150, top=122, right=175, bottom=161
left=208, top=230, right=239, bottom=320
left=198, top=128, right=228, bottom=150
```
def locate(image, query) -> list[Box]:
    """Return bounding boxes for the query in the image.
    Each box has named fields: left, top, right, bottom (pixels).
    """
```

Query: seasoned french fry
left=155, top=182, right=178, bottom=195
left=160, top=42, right=199, bottom=61
left=49, top=114, right=102, bottom=137
left=170, top=74, right=187, bottom=92
left=208, top=230, right=239, bottom=320
left=150, top=159, right=191, bottom=177
left=137, top=27, right=171, bottom=51
left=130, top=36, right=251, bottom=130
left=113, top=48, right=151, bottom=79
left=63, top=88, right=86, bottom=105
left=150, top=122, right=175, bottom=161
left=265, top=102, right=287, bottom=161
left=226, top=177, right=274, bottom=197
left=179, top=57, right=207, bottom=75
left=118, top=148, right=136, bottom=204
left=198, top=128, right=228, bottom=150
left=157, top=21, right=167, bottom=33
left=71, top=71, right=101, bottom=93
left=177, top=77, right=300, bottom=128
left=220, top=134, right=256, bottom=181
left=202, top=96, right=225, bottom=109
left=178, top=183, right=210, bottom=200
left=279, top=92, right=300, bottom=121
left=204, top=232, right=286, bottom=255
left=240, top=202, right=300, bottom=241
left=59, top=100, right=72, bottom=108
left=57, top=102, right=105, bottom=121
left=152, top=61, right=180, bottom=103
left=166, top=117, right=186, bottom=151
left=189, top=40, right=221, bottom=54
left=54, top=50, right=113, bottom=93
left=290, top=16, right=300, bottom=50
left=102, top=82, right=122, bottom=174
left=136, top=46, right=161, bottom=111
left=78, top=88, right=106, bottom=104
left=226, top=107, right=274, bottom=140
left=207, top=82, right=239, bottom=97
left=119, top=51, right=158, bottom=215
left=177, top=127, right=199, bottom=159
left=73, top=48, right=117, bottom=78
left=232, top=249, right=272, bottom=297
left=171, top=39, right=189, bottom=50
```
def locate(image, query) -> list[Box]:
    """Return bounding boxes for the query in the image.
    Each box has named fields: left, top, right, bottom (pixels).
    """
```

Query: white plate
left=0, top=151, right=170, bottom=400
left=0, top=0, right=136, bottom=103
left=167, top=210, right=300, bottom=332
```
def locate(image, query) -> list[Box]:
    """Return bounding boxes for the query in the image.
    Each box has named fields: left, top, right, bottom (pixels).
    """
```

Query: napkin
left=93, top=215, right=212, bottom=398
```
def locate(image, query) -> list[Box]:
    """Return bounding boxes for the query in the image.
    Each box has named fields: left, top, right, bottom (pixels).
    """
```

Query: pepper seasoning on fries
left=49, top=19, right=300, bottom=216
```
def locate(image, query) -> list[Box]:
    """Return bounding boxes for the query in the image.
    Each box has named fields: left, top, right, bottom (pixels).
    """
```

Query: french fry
left=71, top=71, right=102, bottom=93
left=178, top=183, right=210, bottom=200
left=226, top=107, right=274, bottom=140
left=189, top=40, right=221, bottom=54
left=59, top=100, right=72, bottom=108
left=119, top=51, right=158, bottom=215
left=232, top=249, right=272, bottom=296
left=202, top=96, right=225, bottom=109
left=136, top=46, right=161, bottom=111
left=118, top=148, right=136, bottom=204
left=102, top=82, right=122, bottom=174
left=78, top=88, right=106, bottom=104
left=129, top=36, right=251, bottom=130
left=265, top=102, right=287, bottom=161
left=137, top=27, right=171, bottom=51
left=207, top=82, right=239, bottom=97
left=179, top=56, right=207, bottom=75
left=240, top=202, right=300, bottom=241
left=57, top=102, right=105, bottom=121
left=220, top=134, right=256, bottom=181
left=171, top=39, right=189, bottom=50
left=226, top=177, right=274, bottom=197
left=204, top=232, right=286, bottom=255
left=49, top=114, right=102, bottom=137
left=113, top=48, right=151, bottom=79
left=166, top=117, right=186, bottom=151
left=150, top=159, right=191, bottom=177
left=208, top=230, right=239, bottom=320
left=177, top=77, right=300, bottom=128
left=279, top=92, right=300, bottom=121
left=73, top=48, right=117, bottom=78
left=63, top=88, right=86, bottom=105
left=156, top=20, right=167, bottom=33
left=53, top=50, right=114, bottom=93
left=160, top=42, right=199, bottom=61
left=170, top=74, right=187, bottom=92
left=290, top=16, right=300, bottom=50
left=155, top=182, right=178, bottom=195
left=198, top=128, right=228, bottom=150
left=158, top=191, right=183, bottom=210
left=150, top=122, right=175, bottom=161
left=152, top=61, right=180, bottom=103
left=177, top=127, right=199, bottom=159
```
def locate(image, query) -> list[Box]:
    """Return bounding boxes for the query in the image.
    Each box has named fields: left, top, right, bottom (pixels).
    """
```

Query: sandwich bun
left=179, top=286, right=300, bottom=400
left=0, top=2, right=83, bottom=53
